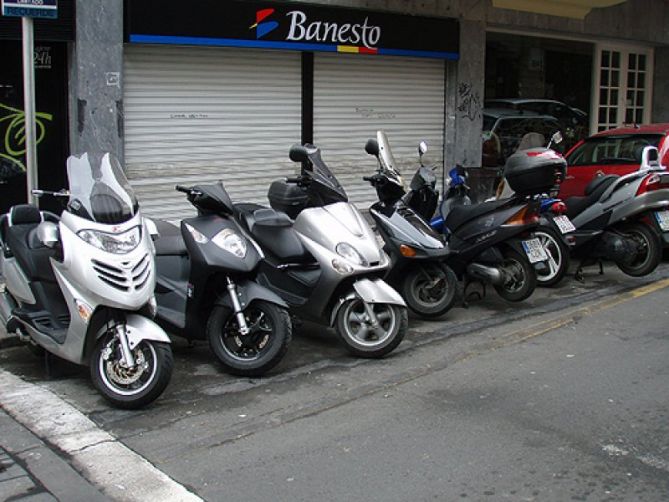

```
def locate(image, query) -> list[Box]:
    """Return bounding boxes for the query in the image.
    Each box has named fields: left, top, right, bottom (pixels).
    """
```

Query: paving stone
left=0, top=475, right=37, bottom=499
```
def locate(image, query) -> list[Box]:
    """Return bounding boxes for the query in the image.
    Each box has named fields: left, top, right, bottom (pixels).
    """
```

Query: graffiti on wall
left=457, top=82, right=481, bottom=122
left=0, top=103, right=53, bottom=182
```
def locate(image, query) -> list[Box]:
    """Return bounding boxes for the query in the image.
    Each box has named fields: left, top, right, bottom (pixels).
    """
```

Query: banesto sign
left=126, top=0, right=459, bottom=60
left=284, top=10, right=381, bottom=49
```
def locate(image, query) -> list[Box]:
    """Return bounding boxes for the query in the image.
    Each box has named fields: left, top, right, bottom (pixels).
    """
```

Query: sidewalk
left=0, top=409, right=109, bottom=501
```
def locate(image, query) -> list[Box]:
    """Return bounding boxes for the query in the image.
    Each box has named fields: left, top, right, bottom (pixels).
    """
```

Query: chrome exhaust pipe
left=466, top=263, right=504, bottom=286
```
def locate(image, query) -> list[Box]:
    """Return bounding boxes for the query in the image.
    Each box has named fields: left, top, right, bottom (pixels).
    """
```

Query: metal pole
left=22, top=16, right=38, bottom=206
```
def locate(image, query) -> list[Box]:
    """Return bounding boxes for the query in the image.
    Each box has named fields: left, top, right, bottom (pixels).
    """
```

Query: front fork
left=115, top=323, right=136, bottom=368
left=227, top=277, right=250, bottom=335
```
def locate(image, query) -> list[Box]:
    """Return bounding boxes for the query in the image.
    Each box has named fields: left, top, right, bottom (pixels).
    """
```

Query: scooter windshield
left=66, top=152, right=139, bottom=224
left=376, top=131, right=404, bottom=186
left=305, top=146, right=348, bottom=204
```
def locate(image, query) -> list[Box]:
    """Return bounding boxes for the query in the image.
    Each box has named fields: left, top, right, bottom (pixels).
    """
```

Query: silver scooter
left=235, top=144, right=408, bottom=358
left=0, top=152, right=173, bottom=409
left=564, top=146, right=669, bottom=278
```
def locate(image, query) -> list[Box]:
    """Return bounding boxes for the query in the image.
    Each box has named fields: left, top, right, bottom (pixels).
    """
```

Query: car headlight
left=77, top=226, right=141, bottom=254
left=336, top=242, right=366, bottom=266
left=212, top=228, right=247, bottom=258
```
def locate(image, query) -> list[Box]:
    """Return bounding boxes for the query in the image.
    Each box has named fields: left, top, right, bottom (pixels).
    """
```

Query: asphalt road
left=2, top=262, right=669, bottom=501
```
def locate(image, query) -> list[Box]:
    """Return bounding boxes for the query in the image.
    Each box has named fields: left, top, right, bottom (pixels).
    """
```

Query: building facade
left=1, top=0, right=668, bottom=217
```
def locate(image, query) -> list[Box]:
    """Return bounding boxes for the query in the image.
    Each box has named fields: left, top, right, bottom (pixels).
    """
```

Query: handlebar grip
left=362, top=176, right=373, bottom=182
left=285, top=177, right=302, bottom=184
left=175, top=185, right=190, bottom=193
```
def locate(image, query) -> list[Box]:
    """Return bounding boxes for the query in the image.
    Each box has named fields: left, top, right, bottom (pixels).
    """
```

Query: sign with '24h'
left=2, top=0, right=58, bottom=19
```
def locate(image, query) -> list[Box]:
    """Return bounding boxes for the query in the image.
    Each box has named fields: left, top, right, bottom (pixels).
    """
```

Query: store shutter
left=123, top=45, right=301, bottom=221
left=313, top=53, right=446, bottom=208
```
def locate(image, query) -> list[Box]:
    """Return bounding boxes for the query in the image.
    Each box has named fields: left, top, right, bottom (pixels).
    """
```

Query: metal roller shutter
left=313, top=53, right=446, bottom=208
left=123, top=45, right=301, bottom=221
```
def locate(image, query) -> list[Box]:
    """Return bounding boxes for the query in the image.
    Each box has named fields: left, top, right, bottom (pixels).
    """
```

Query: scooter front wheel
left=91, top=334, right=173, bottom=409
left=401, top=263, right=458, bottom=318
left=493, top=247, right=537, bottom=302
left=335, top=299, right=407, bottom=358
left=207, top=301, right=291, bottom=377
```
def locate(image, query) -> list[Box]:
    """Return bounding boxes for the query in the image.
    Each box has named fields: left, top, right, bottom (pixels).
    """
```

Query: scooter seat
left=5, top=220, right=58, bottom=283
left=564, top=175, right=619, bottom=220
left=153, top=220, right=188, bottom=256
left=236, top=206, right=313, bottom=263
left=444, top=199, right=510, bottom=232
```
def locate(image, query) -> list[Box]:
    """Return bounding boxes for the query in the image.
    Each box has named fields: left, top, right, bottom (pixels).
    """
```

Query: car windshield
left=66, top=152, right=139, bottom=224
left=566, top=134, right=663, bottom=166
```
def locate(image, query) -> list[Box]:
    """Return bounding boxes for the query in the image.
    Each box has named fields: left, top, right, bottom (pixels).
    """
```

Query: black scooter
left=150, top=183, right=291, bottom=376
left=408, top=151, right=553, bottom=302
left=364, top=132, right=458, bottom=318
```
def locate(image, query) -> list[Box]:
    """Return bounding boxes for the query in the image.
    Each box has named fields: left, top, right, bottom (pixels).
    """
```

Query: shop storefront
left=124, top=0, right=459, bottom=220
left=0, top=1, right=74, bottom=213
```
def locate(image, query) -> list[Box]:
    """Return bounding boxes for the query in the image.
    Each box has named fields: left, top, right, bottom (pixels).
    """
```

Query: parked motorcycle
left=407, top=148, right=553, bottom=302
left=149, top=182, right=292, bottom=376
left=493, top=137, right=576, bottom=287
left=235, top=143, right=408, bottom=358
left=363, top=131, right=458, bottom=318
left=563, top=145, right=669, bottom=278
left=0, top=152, right=172, bottom=409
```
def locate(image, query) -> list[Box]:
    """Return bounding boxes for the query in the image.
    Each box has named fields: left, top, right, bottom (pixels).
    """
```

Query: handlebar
left=31, top=189, right=70, bottom=198
left=285, top=177, right=302, bottom=184
left=175, top=185, right=190, bottom=193
left=362, top=176, right=374, bottom=182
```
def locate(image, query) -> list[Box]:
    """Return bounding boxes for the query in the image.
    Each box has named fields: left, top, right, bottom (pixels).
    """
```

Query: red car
left=560, top=124, right=669, bottom=199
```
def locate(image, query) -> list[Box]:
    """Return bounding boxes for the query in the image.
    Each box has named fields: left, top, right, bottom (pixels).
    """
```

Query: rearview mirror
left=365, top=139, right=380, bottom=157
left=549, top=131, right=563, bottom=147
left=418, top=141, right=428, bottom=156
left=289, top=144, right=309, bottom=163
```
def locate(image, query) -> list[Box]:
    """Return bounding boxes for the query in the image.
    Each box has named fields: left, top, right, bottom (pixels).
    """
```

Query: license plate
left=553, top=215, right=576, bottom=234
left=522, top=238, right=549, bottom=264
left=654, top=210, right=669, bottom=232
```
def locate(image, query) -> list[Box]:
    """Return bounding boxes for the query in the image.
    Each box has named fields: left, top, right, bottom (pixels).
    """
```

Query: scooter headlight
left=212, top=228, right=247, bottom=258
left=336, top=242, right=367, bottom=266
left=77, top=226, right=141, bottom=254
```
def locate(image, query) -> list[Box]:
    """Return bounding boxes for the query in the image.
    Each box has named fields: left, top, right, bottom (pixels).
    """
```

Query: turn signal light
left=399, top=244, right=417, bottom=257
left=505, top=206, right=540, bottom=226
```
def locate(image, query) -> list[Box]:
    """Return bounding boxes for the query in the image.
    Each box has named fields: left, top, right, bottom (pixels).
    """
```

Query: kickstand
left=598, top=260, right=605, bottom=275
left=574, top=267, right=584, bottom=282
left=463, top=279, right=485, bottom=306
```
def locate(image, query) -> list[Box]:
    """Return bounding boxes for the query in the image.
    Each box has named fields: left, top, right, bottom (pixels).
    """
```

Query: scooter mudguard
left=353, top=278, right=406, bottom=307
left=94, top=313, right=172, bottom=349
left=214, top=279, right=288, bottom=310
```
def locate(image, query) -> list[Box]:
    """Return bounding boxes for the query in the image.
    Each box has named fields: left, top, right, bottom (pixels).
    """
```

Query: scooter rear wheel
left=207, top=301, right=291, bottom=377
left=91, top=334, right=173, bottom=409
left=335, top=299, right=407, bottom=358
left=615, top=223, right=662, bottom=277
left=493, top=248, right=537, bottom=302
left=535, top=227, right=570, bottom=287
left=401, top=263, right=458, bottom=318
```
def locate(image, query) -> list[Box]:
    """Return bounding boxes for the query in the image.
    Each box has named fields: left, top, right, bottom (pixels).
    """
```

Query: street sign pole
left=22, top=16, right=38, bottom=205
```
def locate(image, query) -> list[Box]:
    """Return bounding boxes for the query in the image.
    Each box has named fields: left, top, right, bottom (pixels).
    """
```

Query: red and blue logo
left=249, top=8, right=278, bottom=39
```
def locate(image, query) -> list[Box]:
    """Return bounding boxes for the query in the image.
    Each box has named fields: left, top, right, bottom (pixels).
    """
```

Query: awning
left=491, top=0, right=627, bottom=19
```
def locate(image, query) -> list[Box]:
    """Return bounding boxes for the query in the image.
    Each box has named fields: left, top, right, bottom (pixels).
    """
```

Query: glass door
left=592, top=45, right=653, bottom=133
